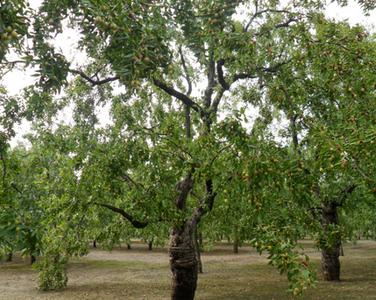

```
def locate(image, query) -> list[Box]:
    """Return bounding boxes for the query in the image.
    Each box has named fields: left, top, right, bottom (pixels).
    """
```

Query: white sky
left=2, top=0, right=376, bottom=146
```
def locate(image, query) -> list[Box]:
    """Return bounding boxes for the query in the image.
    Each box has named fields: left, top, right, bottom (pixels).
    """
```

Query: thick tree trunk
left=169, top=222, right=198, bottom=300
left=148, top=239, right=153, bottom=251
left=233, top=239, right=239, bottom=254
left=321, top=246, right=340, bottom=281
left=127, top=243, right=131, bottom=250
left=30, top=254, right=36, bottom=265
left=6, top=253, right=12, bottom=262
left=233, top=225, right=239, bottom=254
left=321, top=203, right=341, bottom=281
left=93, top=240, right=97, bottom=248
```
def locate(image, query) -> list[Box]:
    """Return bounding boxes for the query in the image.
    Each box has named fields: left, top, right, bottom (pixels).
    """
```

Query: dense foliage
left=0, top=0, right=375, bottom=299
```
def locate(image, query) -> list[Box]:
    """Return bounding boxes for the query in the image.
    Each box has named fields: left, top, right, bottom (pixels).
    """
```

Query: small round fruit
left=10, top=30, right=18, bottom=39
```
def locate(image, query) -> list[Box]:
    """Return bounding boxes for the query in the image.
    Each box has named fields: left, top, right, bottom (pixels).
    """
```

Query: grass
left=1, top=240, right=376, bottom=299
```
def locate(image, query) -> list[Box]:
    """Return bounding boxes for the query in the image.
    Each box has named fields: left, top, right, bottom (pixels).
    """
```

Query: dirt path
left=1, top=241, right=376, bottom=300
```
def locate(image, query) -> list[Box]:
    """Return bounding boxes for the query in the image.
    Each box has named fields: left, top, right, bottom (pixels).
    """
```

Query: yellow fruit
left=6, top=26, right=12, bottom=33
left=94, top=16, right=103, bottom=24
left=10, top=30, right=18, bottom=39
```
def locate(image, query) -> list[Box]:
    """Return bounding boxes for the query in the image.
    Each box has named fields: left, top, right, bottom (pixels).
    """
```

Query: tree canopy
left=0, top=0, right=375, bottom=299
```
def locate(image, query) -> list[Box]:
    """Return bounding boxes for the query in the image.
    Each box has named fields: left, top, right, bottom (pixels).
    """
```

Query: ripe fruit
left=10, top=30, right=18, bottom=39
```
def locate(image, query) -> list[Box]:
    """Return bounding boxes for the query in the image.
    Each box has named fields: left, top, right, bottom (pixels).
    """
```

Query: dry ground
left=1, top=240, right=376, bottom=299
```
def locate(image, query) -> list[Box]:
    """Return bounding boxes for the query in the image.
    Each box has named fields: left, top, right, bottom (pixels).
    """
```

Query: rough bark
left=169, top=222, right=198, bottom=300
left=321, top=202, right=341, bottom=281
left=233, top=239, right=239, bottom=254
left=6, top=253, right=12, bottom=262
left=30, top=254, right=36, bottom=265
left=148, top=239, right=153, bottom=251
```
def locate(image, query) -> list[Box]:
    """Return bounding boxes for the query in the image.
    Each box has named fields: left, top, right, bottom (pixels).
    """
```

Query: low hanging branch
left=95, top=202, right=148, bottom=228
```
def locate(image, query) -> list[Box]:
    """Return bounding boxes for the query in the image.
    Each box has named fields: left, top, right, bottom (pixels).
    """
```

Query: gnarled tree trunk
left=169, top=221, right=198, bottom=300
left=321, top=202, right=341, bottom=281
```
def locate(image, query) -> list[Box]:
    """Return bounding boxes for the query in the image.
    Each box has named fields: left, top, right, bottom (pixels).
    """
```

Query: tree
left=2, top=0, right=374, bottom=299
left=268, top=16, right=376, bottom=281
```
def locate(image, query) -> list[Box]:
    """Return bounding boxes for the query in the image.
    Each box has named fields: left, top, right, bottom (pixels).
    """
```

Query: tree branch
left=95, top=202, right=148, bottom=228
left=211, top=88, right=226, bottom=114
left=179, top=46, right=192, bottom=96
left=275, top=17, right=298, bottom=29
left=190, top=179, right=217, bottom=227
left=175, top=172, right=194, bottom=210
left=217, top=59, right=230, bottom=90
left=185, top=105, right=192, bottom=140
left=153, top=78, right=203, bottom=114
left=209, top=59, right=230, bottom=113
left=244, top=8, right=293, bottom=32
left=204, top=50, right=216, bottom=108
left=121, top=173, right=145, bottom=190
left=69, top=69, right=119, bottom=86
left=232, top=59, right=292, bottom=83
left=179, top=46, right=193, bottom=139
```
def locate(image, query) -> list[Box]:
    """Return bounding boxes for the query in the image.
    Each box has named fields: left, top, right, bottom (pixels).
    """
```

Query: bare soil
left=1, top=240, right=376, bottom=299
